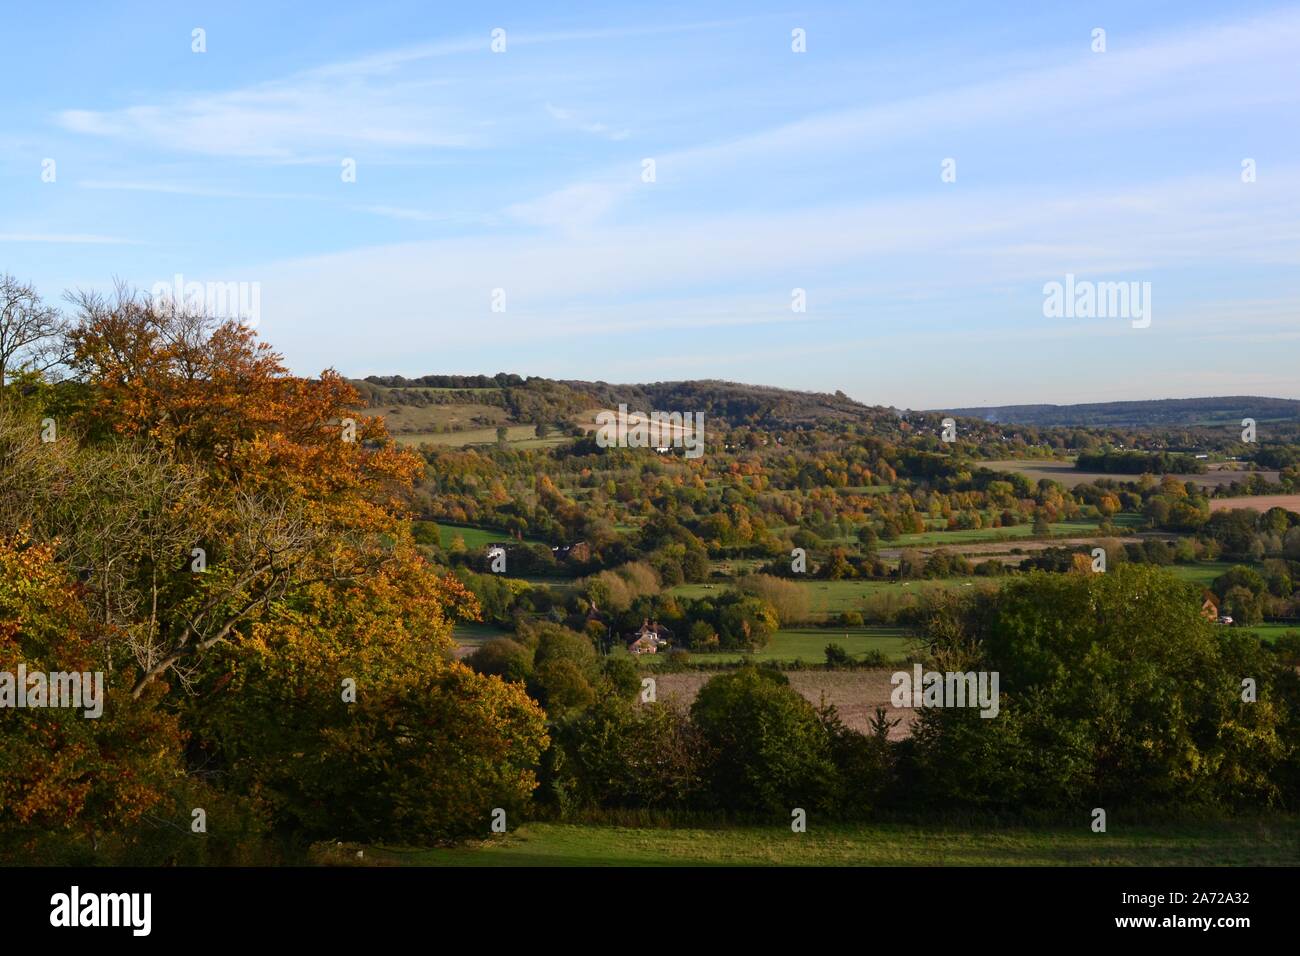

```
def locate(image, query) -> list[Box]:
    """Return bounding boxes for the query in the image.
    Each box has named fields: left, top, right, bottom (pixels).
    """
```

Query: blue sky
left=2, top=0, right=1298, bottom=408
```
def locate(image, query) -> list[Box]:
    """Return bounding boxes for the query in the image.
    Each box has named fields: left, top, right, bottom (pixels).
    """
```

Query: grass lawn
left=1166, top=561, right=1237, bottom=587
left=435, top=523, right=545, bottom=550
left=763, top=625, right=911, bottom=662
left=351, top=817, right=1300, bottom=866
left=1237, top=622, right=1300, bottom=643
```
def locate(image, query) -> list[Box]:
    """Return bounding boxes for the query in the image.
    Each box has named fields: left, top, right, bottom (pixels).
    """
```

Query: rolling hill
left=944, top=396, right=1300, bottom=428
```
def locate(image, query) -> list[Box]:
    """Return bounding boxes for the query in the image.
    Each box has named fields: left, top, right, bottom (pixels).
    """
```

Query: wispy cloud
left=77, top=179, right=473, bottom=226
left=347, top=204, right=447, bottom=222
left=0, top=233, right=140, bottom=244
left=52, top=18, right=738, bottom=161
left=78, top=180, right=326, bottom=201
left=544, top=102, right=630, bottom=141
left=251, top=166, right=1300, bottom=375
left=511, top=6, right=1300, bottom=231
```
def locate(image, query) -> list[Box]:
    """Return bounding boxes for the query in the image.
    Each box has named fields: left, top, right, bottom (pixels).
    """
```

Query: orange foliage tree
left=0, top=285, right=550, bottom=848
left=0, top=534, right=186, bottom=853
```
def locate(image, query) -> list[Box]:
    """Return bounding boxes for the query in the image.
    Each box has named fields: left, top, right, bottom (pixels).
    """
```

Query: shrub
left=912, top=566, right=1288, bottom=812
left=466, top=638, right=533, bottom=683
left=824, top=643, right=853, bottom=668
left=690, top=667, right=839, bottom=814
left=551, top=697, right=706, bottom=810
left=600, top=656, right=642, bottom=700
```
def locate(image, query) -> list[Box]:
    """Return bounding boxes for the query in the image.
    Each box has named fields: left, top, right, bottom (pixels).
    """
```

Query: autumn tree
left=58, top=286, right=426, bottom=696
left=1, top=280, right=554, bottom=847
left=0, top=533, right=187, bottom=858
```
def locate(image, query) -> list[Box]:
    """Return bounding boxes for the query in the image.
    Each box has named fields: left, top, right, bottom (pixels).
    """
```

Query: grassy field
left=1166, top=561, right=1237, bottom=587
left=983, top=459, right=1279, bottom=490
left=377, top=401, right=506, bottom=432
left=1238, top=622, right=1300, bottom=642
left=892, top=514, right=1143, bottom=548
left=434, top=523, right=544, bottom=549
left=351, top=817, right=1300, bottom=866
left=637, top=625, right=913, bottom=664
left=394, top=424, right=569, bottom=448
left=670, top=577, right=985, bottom=617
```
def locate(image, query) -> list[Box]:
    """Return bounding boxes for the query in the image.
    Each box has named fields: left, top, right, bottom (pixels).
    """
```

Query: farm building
left=627, top=620, right=672, bottom=655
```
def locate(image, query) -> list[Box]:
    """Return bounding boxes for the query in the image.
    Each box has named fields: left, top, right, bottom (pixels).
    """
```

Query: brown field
left=1209, top=494, right=1300, bottom=513
left=650, top=669, right=916, bottom=739
left=983, top=459, right=1277, bottom=490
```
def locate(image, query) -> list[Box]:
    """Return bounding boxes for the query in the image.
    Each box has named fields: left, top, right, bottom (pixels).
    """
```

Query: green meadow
left=431, top=523, right=544, bottom=549
left=628, top=625, right=913, bottom=665
left=1166, top=562, right=1239, bottom=587
left=347, top=816, right=1300, bottom=867
left=669, top=577, right=985, bottom=617
left=893, top=513, right=1144, bottom=547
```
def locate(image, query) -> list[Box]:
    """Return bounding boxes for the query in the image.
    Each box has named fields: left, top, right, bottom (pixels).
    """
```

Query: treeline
left=1076, top=449, right=1207, bottom=474
left=464, top=566, right=1300, bottom=821
left=355, top=376, right=596, bottom=428
left=365, top=372, right=524, bottom=389
left=353, top=381, right=507, bottom=408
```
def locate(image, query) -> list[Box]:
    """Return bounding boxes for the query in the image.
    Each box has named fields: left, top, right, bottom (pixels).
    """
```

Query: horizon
left=352, top=370, right=1300, bottom=412
left=4, top=0, right=1299, bottom=406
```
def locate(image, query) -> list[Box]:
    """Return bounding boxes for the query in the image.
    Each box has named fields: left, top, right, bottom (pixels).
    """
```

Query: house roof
left=627, top=622, right=672, bottom=647
left=633, top=622, right=672, bottom=637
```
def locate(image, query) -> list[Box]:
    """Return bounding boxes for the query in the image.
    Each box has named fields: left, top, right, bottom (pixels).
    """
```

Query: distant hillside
left=943, top=397, right=1300, bottom=428
left=354, top=375, right=898, bottom=427
left=555, top=378, right=892, bottom=428
left=353, top=374, right=1300, bottom=450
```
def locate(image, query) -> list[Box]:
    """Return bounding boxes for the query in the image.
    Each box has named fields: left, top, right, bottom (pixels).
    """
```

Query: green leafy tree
left=691, top=667, right=839, bottom=814
left=914, top=566, right=1287, bottom=812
